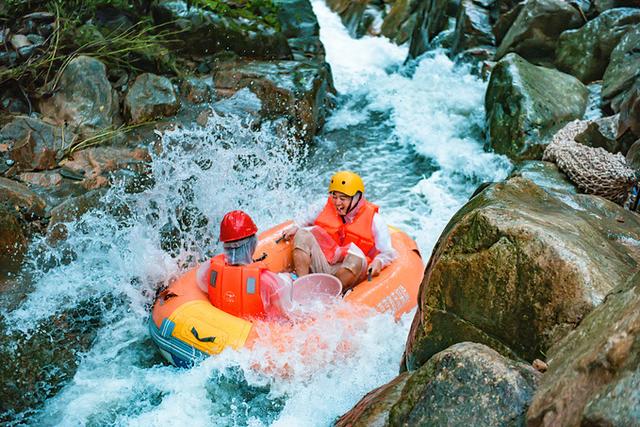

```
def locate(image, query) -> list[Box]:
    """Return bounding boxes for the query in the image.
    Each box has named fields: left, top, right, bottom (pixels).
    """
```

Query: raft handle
left=191, top=327, right=216, bottom=343
left=253, top=252, right=268, bottom=262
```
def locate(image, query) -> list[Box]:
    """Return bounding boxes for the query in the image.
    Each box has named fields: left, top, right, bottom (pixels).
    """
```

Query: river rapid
left=5, top=2, right=511, bottom=426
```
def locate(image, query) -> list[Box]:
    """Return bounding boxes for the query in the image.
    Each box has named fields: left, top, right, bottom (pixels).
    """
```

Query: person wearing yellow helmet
left=282, top=171, right=397, bottom=291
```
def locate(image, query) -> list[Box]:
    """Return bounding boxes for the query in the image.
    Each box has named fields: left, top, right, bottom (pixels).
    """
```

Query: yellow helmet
left=328, top=171, right=364, bottom=196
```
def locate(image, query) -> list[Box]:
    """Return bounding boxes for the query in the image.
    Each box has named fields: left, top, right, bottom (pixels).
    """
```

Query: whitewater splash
left=4, top=2, right=511, bottom=425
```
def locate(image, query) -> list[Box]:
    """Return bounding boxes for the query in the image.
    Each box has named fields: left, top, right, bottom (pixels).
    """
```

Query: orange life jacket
left=313, top=197, right=380, bottom=265
left=207, top=254, right=266, bottom=319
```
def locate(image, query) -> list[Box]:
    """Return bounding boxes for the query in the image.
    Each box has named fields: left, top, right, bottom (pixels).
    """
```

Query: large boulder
left=213, top=60, right=335, bottom=141
left=276, top=0, right=325, bottom=61
left=485, top=53, right=588, bottom=160
left=0, top=117, right=75, bottom=175
left=0, top=176, right=47, bottom=220
left=618, top=79, right=640, bottom=140
left=403, top=163, right=640, bottom=370
left=381, top=0, right=420, bottom=45
left=556, top=8, right=640, bottom=84
left=451, top=0, right=497, bottom=57
left=124, top=73, right=180, bottom=124
left=495, top=0, right=583, bottom=65
left=602, top=25, right=640, bottom=113
left=527, top=271, right=640, bottom=426
left=337, top=343, right=540, bottom=427
left=151, top=0, right=291, bottom=59
left=38, top=56, right=120, bottom=138
left=325, top=0, right=383, bottom=38
left=407, top=0, right=453, bottom=59
left=592, top=0, right=640, bottom=14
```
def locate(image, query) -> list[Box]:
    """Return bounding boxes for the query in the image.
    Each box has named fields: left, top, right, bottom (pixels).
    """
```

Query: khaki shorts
left=293, top=228, right=367, bottom=279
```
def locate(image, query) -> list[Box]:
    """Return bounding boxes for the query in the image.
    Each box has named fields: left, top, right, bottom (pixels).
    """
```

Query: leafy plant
left=187, top=0, right=280, bottom=31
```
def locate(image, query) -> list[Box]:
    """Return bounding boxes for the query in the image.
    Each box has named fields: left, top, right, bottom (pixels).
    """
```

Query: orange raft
left=149, top=222, right=424, bottom=367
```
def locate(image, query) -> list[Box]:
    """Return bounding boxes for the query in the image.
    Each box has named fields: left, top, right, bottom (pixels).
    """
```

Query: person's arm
left=283, top=199, right=324, bottom=239
left=196, top=260, right=211, bottom=293
left=370, top=213, right=398, bottom=275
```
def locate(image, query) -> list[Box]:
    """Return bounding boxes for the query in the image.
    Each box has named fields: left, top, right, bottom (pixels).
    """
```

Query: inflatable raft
left=149, top=222, right=424, bottom=367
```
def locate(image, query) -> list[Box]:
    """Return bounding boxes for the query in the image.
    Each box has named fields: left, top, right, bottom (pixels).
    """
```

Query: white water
left=4, top=2, right=511, bottom=425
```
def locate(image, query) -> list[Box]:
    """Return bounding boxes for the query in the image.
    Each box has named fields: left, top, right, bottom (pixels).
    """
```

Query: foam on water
left=6, top=2, right=512, bottom=425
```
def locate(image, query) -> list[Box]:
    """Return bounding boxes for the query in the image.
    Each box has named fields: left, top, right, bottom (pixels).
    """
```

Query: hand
left=369, top=258, right=382, bottom=277
left=282, top=225, right=298, bottom=241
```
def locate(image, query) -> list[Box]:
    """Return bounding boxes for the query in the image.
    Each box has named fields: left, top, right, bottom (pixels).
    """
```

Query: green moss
left=188, top=0, right=281, bottom=31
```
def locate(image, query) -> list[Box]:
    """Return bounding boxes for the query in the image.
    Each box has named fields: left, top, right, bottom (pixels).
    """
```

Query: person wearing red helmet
left=196, top=210, right=291, bottom=319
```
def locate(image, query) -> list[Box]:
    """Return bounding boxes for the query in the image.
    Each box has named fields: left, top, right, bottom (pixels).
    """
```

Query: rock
left=556, top=8, right=640, bottom=84
left=0, top=176, right=47, bottom=219
left=526, top=271, right=640, bottom=427
left=180, top=76, right=213, bottom=104
left=451, top=0, right=496, bottom=56
left=46, top=189, right=107, bottom=242
left=602, top=25, right=640, bottom=113
left=38, top=56, right=120, bottom=138
left=339, top=343, right=540, bottom=427
left=408, top=0, right=454, bottom=59
left=125, top=73, right=180, bottom=124
left=381, top=0, right=420, bottom=44
left=211, top=87, right=263, bottom=124
left=62, top=146, right=151, bottom=185
left=626, top=139, right=640, bottom=171
left=592, top=0, right=640, bottom=14
left=403, top=168, right=640, bottom=370
left=0, top=117, right=74, bottom=175
left=492, top=2, right=524, bottom=46
left=574, top=115, right=629, bottom=154
left=485, top=53, right=589, bottom=160
left=532, top=359, right=548, bottom=373
left=325, top=0, right=383, bottom=38
left=17, top=170, right=63, bottom=188
left=151, top=0, right=291, bottom=60
left=495, top=0, right=583, bottom=65
left=276, top=0, right=326, bottom=61
left=0, top=82, right=30, bottom=114
left=0, top=205, right=27, bottom=275
left=618, top=79, right=640, bottom=139
left=9, top=34, right=30, bottom=50
left=213, top=60, right=335, bottom=141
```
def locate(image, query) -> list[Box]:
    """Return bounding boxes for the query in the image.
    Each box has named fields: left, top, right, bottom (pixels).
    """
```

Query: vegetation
left=188, top=0, right=280, bottom=30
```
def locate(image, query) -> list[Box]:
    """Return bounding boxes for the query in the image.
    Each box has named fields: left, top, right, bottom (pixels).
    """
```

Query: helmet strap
left=345, top=192, right=362, bottom=216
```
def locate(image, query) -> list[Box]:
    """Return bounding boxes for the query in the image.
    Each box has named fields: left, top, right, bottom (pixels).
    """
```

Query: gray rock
left=492, top=2, right=524, bottom=45
left=403, top=168, right=640, bottom=370
left=619, top=79, right=640, bottom=139
left=0, top=205, right=27, bottom=275
left=592, top=0, right=640, bottom=14
left=151, top=0, right=291, bottom=59
left=496, top=0, right=583, bottom=65
left=556, top=8, right=640, bottom=83
left=38, top=56, right=119, bottom=138
left=602, top=25, right=640, bottom=113
left=626, top=139, right=640, bottom=171
left=0, top=117, right=75, bottom=174
left=452, top=0, right=496, bottom=55
left=180, top=76, right=213, bottom=104
left=338, top=343, right=540, bottom=427
left=325, top=0, right=384, bottom=38
left=408, top=0, right=453, bottom=59
left=213, top=60, right=335, bottom=141
left=574, top=115, right=627, bottom=154
left=125, top=73, right=180, bottom=124
left=527, top=271, right=640, bottom=426
left=0, top=176, right=47, bottom=219
left=211, top=88, right=263, bottom=123
left=275, top=0, right=326, bottom=61
left=485, top=53, right=589, bottom=160
left=381, top=0, right=420, bottom=45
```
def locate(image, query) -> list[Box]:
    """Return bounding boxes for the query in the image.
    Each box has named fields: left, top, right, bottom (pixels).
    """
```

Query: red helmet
left=219, top=210, right=258, bottom=242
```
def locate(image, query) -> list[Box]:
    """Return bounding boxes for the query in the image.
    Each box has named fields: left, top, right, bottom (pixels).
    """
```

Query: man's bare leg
left=336, top=267, right=357, bottom=291
left=293, top=248, right=311, bottom=276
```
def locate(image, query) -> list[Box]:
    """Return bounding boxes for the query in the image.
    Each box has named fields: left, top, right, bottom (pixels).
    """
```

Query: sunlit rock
left=485, top=53, right=588, bottom=160
left=495, top=0, right=583, bottom=65
left=125, top=73, right=180, bottom=124
left=381, top=0, right=420, bottom=45
left=337, top=342, right=539, bottom=427
left=527, top=271, right=640, bottom=427
left=0, top=117, right=74, bottom=175
left=325, top=0, right=384, bottom=38
left=213, top=60, right=335, bottom=141
left=556, top=8, right=640, bottom=84
left=38, top=56, right=120, bottom=138
left=403, top=164, right=640, bottom=370
left=602, top=25, right=640, bottom=112
left=151, top=0, right=291, bottom=59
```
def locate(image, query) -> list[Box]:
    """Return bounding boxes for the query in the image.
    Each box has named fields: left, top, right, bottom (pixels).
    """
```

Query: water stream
left=4, top=2, right=511, bottom=425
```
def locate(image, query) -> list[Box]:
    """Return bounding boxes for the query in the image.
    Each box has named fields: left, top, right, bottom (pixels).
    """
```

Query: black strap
left=191, top=327, right=216, bottom=343
left=253, top=252, right=267, bottom=262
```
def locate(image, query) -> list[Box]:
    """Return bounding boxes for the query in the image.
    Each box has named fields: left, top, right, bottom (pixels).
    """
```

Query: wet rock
left=277, top=0, right=326, bottom=61
left=556, top=8, right=640, bottom=84
left=626, top=139, right=640, bottom=171
left=527, top=271, right=640, bottom=427
left=47, top=189, right=107, bottom=242
left=403, top=167, right=640, bottom=370
left=125, top=73, right=180, bottom=124
left=325, top=0, right=383, bottom=38
left=0, top=82, right=31, bottom=114
left=339, top=343, right=540, bottom=427
left=381, top=0, right=420, bottom=45
left=495, top=0, right=583, bottom=65
left=62, top=146, right=151, bottom=187
left=9, top=34, right=30, bottom=50
left=0, top=205, right=27, bottom=275
left=180, top=76, right=213, bottom=104
left=213, top=60, right=335, bottom=141
left=211, top=87, right=263, bottom=124
left=0, top=176, right=47, bottom=220
left=485, top=53, right=588, bottom=160
left=491, top=2, right=524, bottom=46
left=592, top=0, right=640, bottom=13
left=602, top=25, right=640, bottom=113
left=0, top=117, right=75, bottom=174
left=573, top=115, right=629, bottom=154
left=151, top=0, right=291, bottom=60
left=38, top=56, right=120, bottom=138
left=408, top=0, right=453, bottom=59
left=618, top=80, right=640, bottom=139
left=451, top=0, right=496, bottom=57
